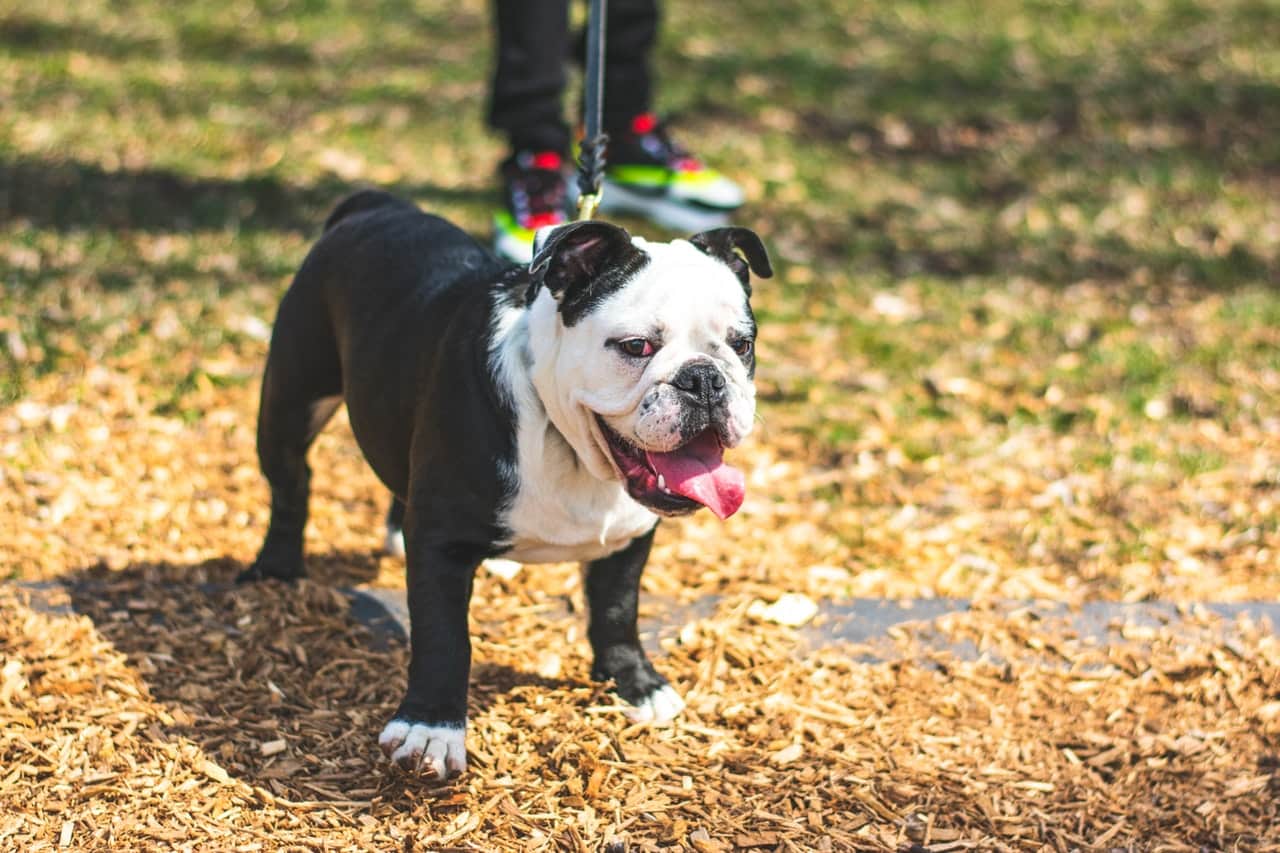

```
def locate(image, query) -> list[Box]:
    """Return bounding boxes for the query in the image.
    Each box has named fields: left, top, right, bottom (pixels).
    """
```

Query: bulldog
left=240, top=190, right=771, bottom=780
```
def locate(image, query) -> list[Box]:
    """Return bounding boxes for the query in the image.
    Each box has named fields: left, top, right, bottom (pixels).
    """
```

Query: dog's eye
left=616, top=338, right=656, bottom=358
left=730, top=338, right=754, bottom=358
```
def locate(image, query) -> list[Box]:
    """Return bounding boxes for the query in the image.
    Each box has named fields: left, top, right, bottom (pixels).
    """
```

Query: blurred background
left=3, top=0, right=1277, bottom=602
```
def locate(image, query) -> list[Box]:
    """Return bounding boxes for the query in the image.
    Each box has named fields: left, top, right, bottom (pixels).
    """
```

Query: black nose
left=671, top=362, right=727, bottom=407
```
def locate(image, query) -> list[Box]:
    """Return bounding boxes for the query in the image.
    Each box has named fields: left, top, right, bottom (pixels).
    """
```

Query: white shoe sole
left=596, top=181, right=735, bottom=233
left=494, top=228, right=534, bottom=264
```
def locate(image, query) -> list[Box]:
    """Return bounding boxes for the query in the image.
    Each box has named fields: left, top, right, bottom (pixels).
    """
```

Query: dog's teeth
left=657, top=474, right=666, bottom=490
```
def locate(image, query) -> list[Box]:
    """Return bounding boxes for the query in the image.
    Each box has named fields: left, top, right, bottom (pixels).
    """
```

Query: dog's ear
left=527, top=220, right=640, bottom=322
left=687, top=227, right=773, bottom=295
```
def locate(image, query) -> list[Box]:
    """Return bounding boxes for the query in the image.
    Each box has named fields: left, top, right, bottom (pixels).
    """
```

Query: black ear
left=688, top=227, right=773, bottom=294
left=526, top=220, right=641, bottom=322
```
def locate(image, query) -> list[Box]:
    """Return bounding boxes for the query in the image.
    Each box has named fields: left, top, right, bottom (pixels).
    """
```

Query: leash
left=576, top=0, right=608, bottom=220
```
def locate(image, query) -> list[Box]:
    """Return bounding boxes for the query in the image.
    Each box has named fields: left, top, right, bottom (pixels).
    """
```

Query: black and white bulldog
left=240, top=190, right=771, bottom=780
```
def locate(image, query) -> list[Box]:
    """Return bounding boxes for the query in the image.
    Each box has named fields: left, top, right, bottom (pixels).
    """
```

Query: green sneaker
left=598, top=113, right=744, bottom=232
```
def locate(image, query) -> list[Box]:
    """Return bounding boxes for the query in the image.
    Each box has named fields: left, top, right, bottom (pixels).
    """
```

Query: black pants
left=487, top=0, right=659, bottom=155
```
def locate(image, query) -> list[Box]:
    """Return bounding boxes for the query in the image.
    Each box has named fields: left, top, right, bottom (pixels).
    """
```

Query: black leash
left=576, top=0, right=608, bottom=220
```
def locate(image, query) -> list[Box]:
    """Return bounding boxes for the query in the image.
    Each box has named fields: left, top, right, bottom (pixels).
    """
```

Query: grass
left=2, top=0, right=1278, bottom=598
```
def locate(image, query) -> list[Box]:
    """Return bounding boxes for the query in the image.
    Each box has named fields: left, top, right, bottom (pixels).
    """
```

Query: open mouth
left=597, top=418, right=746, bottom=520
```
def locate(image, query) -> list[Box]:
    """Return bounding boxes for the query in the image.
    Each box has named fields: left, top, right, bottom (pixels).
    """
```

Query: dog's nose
left=672, top=362, right=727, bottom=407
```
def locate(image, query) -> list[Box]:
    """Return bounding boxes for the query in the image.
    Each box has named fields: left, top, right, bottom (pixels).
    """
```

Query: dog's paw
left=378, top=719, right=466, bottom=780
left=593, top=648, right=684, bottom=724
left=624, top=684, right=685, bottom=725
left=236, top=554, right=306, bottom=584
left=384, top=526, right=405, bottom=559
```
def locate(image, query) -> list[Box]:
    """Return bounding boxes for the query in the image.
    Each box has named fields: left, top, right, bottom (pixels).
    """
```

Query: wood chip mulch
left=3, top=564, right=1279, bottom=851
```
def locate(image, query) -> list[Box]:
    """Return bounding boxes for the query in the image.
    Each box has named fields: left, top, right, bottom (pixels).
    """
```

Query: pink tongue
left=645, top=431, right=745, bottom=520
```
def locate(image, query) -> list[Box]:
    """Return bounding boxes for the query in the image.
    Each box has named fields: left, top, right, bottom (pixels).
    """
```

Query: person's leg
left=489, top=0, right=575, bottom=262
left=573, top=0, right=744, bottom=231
left=598, top=0, right=659, bottom=135
left=488, top=0, right=572, bottom=156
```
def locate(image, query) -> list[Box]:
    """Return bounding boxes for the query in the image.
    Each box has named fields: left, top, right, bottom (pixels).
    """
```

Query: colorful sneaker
left=598, top=113, right=744, bottom=232
left=493, top=150, right=569, bottom=263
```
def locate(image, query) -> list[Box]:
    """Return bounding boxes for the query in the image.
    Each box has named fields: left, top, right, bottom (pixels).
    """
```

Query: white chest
left=489, top=297, right=657, bottom=564
left=497, top=423, right=656, bottom=564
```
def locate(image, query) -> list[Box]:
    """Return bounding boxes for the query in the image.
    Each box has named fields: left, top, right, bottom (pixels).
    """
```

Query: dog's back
left=322, top=188, right=415, bottom=233
left=311, top=191, right=513, bottom=314
left=247, top=191, right=521, bottom=581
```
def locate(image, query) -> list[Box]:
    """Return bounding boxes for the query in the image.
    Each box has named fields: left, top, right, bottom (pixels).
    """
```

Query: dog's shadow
left=54, top=557, right=578, bottom=807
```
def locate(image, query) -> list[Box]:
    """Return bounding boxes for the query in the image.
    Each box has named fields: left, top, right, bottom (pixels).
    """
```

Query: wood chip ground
left=3, top=560, right=1279, bottom=849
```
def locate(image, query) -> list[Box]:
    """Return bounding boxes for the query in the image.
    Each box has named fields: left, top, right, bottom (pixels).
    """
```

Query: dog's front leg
left=585, top=525, right=685, bottom=724
left=378, top=537, right=480, bottom=780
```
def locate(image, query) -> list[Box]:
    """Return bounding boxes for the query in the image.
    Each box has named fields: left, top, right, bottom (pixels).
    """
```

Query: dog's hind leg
left=239, top=295, right=343, bottom=583
left=384, top=495, right=407, bottom=558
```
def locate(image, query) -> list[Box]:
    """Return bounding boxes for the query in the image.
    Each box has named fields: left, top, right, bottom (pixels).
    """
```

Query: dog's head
left=524, top=221, right=771, bottom=519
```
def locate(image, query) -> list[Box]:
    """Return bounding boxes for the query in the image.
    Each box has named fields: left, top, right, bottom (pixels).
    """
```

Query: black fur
left=242, top=191, right=520, bottom=733
left=688, top=226, right=773, bottom=295
left=528, top=219, right=651, bottom=326
left=585, top=527, right=670, bottom=704
left=323, top=188, right=414, bottom=232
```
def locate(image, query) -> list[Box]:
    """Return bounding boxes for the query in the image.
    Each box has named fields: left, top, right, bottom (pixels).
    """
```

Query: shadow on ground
left=0, top=157, right=492, bottom=236
left=679, top=38, right=1279, bottom=173
left=0, top=6, right=483, bottom=73
left=48, top=557, right=577, bottom=807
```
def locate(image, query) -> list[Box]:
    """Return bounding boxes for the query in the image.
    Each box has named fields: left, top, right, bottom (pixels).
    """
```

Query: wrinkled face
left=526, top=224, right=772, bottom=520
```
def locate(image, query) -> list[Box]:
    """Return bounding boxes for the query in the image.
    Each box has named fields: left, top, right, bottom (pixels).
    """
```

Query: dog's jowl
left=241, top=190, right=771, bottom=780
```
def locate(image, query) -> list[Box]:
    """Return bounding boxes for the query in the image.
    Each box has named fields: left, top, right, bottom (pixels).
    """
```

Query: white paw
left=384, top=527, right=405, bottom=559
left=377, top=719, right=467, bottom=779
left=483, top=558, right=522, bottom=580
left=625, top=684, right=685, bottom=725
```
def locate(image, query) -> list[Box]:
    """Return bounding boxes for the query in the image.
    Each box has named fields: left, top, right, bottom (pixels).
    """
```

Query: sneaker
left=494, top=150, right=570, bottom=263
left=598, top=113, right=744, bottom=232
